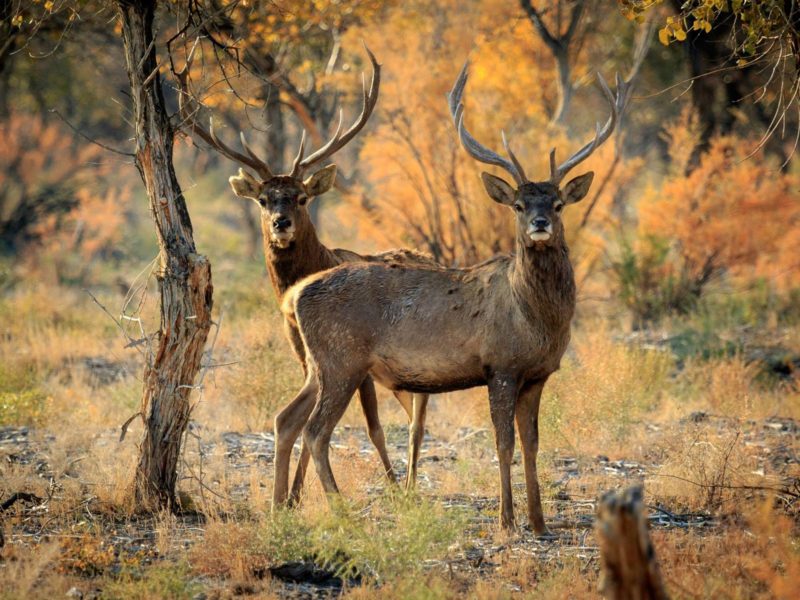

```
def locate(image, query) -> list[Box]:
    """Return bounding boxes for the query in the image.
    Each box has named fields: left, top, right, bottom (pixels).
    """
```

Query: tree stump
left=596, top=485, right=669, bottom=600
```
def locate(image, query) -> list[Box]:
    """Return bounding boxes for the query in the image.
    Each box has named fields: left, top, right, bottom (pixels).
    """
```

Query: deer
left=172, top=43, right=433, bottom=506
left=280, top=62, right=631, bottom=532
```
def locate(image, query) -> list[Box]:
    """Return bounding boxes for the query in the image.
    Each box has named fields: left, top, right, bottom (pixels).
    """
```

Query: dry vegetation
left=2, top=0, right=800, bottom=598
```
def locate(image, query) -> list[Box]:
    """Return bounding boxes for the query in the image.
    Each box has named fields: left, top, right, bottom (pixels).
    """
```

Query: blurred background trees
left=1, top=0, right=798, bottom=347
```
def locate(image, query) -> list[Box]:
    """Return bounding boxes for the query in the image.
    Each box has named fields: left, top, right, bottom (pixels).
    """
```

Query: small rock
left=66, top=588, right=83, bottom=599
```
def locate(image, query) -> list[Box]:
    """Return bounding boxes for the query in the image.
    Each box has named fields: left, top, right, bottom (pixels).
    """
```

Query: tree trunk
left=117, top=0, right=213, bottom=511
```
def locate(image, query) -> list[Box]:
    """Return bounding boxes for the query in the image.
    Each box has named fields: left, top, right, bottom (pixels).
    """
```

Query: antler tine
left=172, top=39, right=274, bottom=180
left=447, top=61, right=526, bottom=185
left=239, top=131, right=271, bottom=173
left=550, top=72, right=630, bottom=184
left=295, top=44, right=381, bottom=174
left=289, top=129, right=307, bottom=177
left=501, top=131, right=528, bottom=184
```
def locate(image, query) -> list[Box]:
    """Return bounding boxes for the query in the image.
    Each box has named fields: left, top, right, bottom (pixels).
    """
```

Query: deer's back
left=288, top=259, right=570, bottom=393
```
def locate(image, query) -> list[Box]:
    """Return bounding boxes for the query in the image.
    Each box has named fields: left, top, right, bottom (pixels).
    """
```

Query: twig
left=653, top=474, right=800, bottom=499
left=49, top=109, right=135, bottom=157
left=119, top=411, right=144, bottom=443
left=1, top=492, right=44, bottom=512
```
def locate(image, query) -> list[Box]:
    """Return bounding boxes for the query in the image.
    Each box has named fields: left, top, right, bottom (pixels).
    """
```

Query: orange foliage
left=638, top=112, right=800, bottom=290
left=342, top=0, right=642, bottom=273
left=31, top=186, right=133, bottom=282
left=0, top=112, right=103, bottom=248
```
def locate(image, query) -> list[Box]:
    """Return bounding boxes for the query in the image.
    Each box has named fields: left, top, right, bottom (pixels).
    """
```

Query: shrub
left=613, top=107, right=800, bottom=325
left=0, top=113, right=102, bottom=253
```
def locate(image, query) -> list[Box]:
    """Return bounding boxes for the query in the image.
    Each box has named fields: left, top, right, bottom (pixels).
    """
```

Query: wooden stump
left=596, top=485, right=669, bottom=600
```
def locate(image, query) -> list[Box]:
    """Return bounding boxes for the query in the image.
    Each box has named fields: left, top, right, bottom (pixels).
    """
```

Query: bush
left=612, top=108, right=800, bottom=325
left=0, top=113, right=102, bottom=253
left=611, top=234, right=705, bottom=327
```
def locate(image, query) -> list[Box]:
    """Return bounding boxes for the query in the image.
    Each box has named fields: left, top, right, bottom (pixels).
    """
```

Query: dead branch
left=1, top=492, right=44, bottom=512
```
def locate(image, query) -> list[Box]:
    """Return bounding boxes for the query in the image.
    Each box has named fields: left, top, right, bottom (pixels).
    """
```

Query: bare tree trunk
left=520, top=0, right=585, bottom=124
left=596, top=486, right=669, bottom=600
left=117, top=0, right=213, bottom=511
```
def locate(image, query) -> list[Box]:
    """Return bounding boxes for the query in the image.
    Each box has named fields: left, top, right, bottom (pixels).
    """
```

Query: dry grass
left=1, top=240, right=799, bottom=598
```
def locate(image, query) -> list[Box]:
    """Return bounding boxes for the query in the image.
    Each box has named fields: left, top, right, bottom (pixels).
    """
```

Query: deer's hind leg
left=304, top=365, right=369, bottom=497
left=359, top=376, right=397, bottom=483
left=289, top=375, right=396, bottom=503
left=394, top=391, right=428, bottom=491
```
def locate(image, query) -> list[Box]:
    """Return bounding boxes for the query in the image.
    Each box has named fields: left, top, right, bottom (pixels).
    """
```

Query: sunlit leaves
left=638, top=109, right=800, bottom=291
left=621, top=0, right=796, bottom=56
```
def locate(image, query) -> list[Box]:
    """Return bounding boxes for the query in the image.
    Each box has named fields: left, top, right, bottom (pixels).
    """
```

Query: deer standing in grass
left=282, top=63, right=630, bottom=532
left=173, top=44, right=432, bottom=505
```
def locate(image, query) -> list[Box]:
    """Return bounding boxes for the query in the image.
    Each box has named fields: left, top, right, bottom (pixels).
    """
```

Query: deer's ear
left=563, top=172, right=594, bottom=204
left=229, top=168, right=262, bottom=201
left=481, top=172, right=515, bottom=206
left=303, top=164, right=337, bottom=197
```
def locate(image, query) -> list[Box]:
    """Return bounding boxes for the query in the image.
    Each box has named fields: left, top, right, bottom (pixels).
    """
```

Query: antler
left=173, top=39, right=274, bottom=180
left=549, top=72, right=631, bottom=185
left=447, top=62, right=527, bottom=185
left=288, top=44, right=381, bottom=178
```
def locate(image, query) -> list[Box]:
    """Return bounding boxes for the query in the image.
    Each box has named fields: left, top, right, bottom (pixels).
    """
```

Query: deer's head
left=174, top=42, right=380, bottom=250
left=228, top=167, right=337, bottom=248
left=448, top=64, right=630, bottom=248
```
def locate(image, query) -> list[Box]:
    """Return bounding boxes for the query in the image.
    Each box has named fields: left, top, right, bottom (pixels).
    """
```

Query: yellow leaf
left=674, top=27, right=687, bottom=41
left=658, top=27, right=671, bottom=46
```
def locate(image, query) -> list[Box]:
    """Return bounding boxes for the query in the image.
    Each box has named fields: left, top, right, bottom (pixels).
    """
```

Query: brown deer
left=281, top=63, right=630, bottom=532
left=172, top=43, right=432, bottom=505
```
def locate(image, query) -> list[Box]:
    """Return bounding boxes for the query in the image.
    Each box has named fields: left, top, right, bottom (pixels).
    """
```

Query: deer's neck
left=510, top=234, right=576, bottom=328
left=262, top=218, right=336, bottom=298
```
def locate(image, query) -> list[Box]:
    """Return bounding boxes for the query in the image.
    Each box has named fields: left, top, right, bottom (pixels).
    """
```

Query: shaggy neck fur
left=509, top=225, right=576, bottom=330
left=261, top=210, right=336, bottom=297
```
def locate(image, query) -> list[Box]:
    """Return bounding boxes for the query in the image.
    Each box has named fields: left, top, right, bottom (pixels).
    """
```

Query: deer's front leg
left=516, top=378, right=550, bottom=536
left=488, top=374, right=519, bottom=530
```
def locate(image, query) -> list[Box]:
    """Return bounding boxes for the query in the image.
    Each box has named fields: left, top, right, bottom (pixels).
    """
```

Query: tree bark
left=117, top=0, right=213, bottom=511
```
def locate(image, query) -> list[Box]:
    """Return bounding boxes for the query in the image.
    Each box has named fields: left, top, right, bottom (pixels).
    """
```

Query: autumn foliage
left=640, top=135, right=800, bottom=290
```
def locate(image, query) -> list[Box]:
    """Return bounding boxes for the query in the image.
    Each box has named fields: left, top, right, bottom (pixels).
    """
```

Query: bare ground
left=1, top=409, right=798, bottom=598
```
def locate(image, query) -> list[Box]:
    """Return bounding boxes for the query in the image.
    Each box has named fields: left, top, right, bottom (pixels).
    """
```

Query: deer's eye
left=297, top=194, right=308, bottom=206
left=513, top=203, right=524, bottom=213
left=554, top=203, right=564, bottom=213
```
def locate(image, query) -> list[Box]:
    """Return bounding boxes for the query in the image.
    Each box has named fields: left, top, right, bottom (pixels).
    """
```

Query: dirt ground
left=2, top=406, right=798, bottom=599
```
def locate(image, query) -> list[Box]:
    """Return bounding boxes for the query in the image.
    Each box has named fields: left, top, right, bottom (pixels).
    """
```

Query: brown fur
left=230, top=168, right=436, bottom=506
left=283, top=173, right=591, bottom=533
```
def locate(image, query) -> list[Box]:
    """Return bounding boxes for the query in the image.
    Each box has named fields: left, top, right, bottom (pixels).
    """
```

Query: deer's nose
left=532, top=217, right=550, bottom=231
left=272, top=216, right=292, bottom=231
